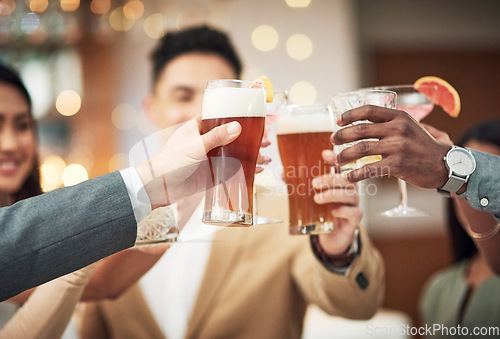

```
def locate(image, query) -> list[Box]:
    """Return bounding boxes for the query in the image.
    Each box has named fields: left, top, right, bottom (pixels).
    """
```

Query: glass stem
left=398, top=179, right=409, bottom=209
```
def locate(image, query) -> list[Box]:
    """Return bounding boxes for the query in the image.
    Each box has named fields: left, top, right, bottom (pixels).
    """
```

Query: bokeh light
left=30, top=0, right=49, bottom=13
left=285, top=0, right=312, bottom=8
left=286, top=34, right=313, bottom=60
left=40, top=155, right=66, bottom=192
left=289, top=81, right=317, bottom=104
left=251, top=25, right=279, bottom=52
left=109, top=6, right=135, bottom=31
left=62, top=163, right=88, bottom=187
left=60, top=0, right=80, bottom=12
left=143, top=13, right=167, bottom=39
left=56, top=89, right=81, bottom=116
left=123, top=0, right=144, bottom=20
left=0, top=0, right=16, bottom=15
left=112, top=103, right=138, bottom=130
left=21, top=13, right=40, bottom=35
left=108, top=153, right=129, bottom=172
left=90, top=0, right=110, bottom=14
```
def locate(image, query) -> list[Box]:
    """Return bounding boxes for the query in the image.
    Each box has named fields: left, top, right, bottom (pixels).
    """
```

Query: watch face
left=447, top=148, right=476, bottom=176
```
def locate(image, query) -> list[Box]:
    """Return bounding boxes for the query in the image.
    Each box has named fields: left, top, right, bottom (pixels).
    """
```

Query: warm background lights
left=289, top=81, right=317, bottom=104
left=286, top=34, right=313, bottom=60
left=143, top=13, right=167, bottom=39
left=56, top=90, right=81, bottom=116
left=111, top=103, right=138, bottom=130
left=60, top=0, right=80, bottom=12
left=285, top=0, right=312, bottom=8
left=251, top=25, right=279, bottom=52
left=62, top=163, right=89, bottom=187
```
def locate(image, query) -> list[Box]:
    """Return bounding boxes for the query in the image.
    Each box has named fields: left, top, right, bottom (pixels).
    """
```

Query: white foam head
left=276, top=105, right=334, bottom=135
left=202, top=87, right=266, bottom=119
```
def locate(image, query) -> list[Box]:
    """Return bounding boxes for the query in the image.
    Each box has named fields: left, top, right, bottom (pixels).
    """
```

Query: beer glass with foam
left=276, top=104, right=336, bottom=235
left=331, top=90, right=396, bottom=172
left=201, top=79, right=266, bottom=226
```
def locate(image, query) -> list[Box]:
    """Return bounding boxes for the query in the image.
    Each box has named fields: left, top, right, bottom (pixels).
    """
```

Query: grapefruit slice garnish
left=254, top=76, right=274, bottom=103
left=413, top=76, right=461, bottom=117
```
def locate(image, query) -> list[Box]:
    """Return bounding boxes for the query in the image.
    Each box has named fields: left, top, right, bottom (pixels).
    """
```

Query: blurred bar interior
left=1, top=0, right=499, bottom=337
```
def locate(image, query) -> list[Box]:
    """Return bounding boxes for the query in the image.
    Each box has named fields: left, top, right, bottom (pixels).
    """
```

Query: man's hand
left=331, top=106, right=451, bottom=189
left=135, top=118, right=241, bottom=208
left=312, top=150, right=362, bottom=255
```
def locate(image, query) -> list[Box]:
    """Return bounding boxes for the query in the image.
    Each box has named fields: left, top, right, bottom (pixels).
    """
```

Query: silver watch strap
left=439, top=174, right=466, bottom=195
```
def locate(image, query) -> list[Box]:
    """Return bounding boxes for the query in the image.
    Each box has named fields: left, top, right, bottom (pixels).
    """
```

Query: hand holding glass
left=201, top=79, right=266, bottom=226
left=276, top=103, right=336, bottom=235
left=331, top=90, right=396, bottom=172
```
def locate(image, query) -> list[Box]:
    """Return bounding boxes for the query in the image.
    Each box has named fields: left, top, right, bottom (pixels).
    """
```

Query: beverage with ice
left=331, top=90, right=396, bottom=172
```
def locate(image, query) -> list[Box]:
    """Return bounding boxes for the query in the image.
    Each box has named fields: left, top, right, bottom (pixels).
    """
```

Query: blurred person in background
left=0, top=61, right=241, bottom=337
left=0, top=62, right=97, bottom=338
left=419, top=120, right=500, bottom=338
left=79, top=25, right=385, bottom=339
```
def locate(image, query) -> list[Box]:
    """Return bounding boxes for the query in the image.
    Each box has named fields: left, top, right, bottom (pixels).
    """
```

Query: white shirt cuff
left=119, top=167, right=152, bottom=223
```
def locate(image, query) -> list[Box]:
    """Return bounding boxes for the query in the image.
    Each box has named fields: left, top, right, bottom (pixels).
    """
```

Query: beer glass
left=331, top=90, right=396, bottom=172
left=201, top=79, right=266, bottom=226
left=276, top=104, right=336, bottom=235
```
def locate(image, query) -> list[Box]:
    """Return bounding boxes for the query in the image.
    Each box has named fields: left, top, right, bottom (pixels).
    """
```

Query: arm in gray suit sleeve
left=0, top=171, right=137, bottom=301
left=459, top=149, right=500, bottom=221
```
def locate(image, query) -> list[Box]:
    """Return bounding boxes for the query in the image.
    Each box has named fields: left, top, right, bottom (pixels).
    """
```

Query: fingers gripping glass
left=364, top=85, right=432, bottom=218
left=201, top=79, right=266, bottom=226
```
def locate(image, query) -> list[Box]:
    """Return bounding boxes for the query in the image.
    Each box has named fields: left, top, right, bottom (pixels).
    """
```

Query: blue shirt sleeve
left=458, top=149, right=500, bottom=221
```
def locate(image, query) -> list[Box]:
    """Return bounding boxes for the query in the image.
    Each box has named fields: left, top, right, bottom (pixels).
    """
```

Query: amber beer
left=276, top=104, right=336, bottom=235
left=201, top=80, right=266, bottom=226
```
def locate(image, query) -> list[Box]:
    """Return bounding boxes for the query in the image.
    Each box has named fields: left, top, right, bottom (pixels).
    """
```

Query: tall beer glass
left=201, top=79, right=266, bottom=226
left=276, top=104, right=336, bottom=235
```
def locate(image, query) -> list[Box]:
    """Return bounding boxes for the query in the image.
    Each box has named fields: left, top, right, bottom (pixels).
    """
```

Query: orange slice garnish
left=254, top=76, right=274, bottom=103
left=414, top=76, right=461, bottom=117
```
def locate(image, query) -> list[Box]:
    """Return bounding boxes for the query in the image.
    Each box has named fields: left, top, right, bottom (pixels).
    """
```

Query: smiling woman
left=0, top=64, right=42, bottom=206
left=0, top=63, right=92, bottom=339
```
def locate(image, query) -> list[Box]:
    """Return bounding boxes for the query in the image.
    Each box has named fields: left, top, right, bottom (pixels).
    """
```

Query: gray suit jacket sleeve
left=0, top=171, right=137, bottom=301
left=459, top=149, right=500, bottom=221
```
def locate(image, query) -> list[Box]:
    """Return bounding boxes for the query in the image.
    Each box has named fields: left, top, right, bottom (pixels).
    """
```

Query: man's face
left=144, top=52, right=237, bottom=129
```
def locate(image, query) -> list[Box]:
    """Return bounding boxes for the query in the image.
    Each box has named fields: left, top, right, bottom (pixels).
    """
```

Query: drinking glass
left=331, top=90, right=396, bottom=172
left=136, top=204, right=178, bottom=245
left=276, top=103, right=336, bottom=235
left=366, top=85, right=434, bottom=217
left=201, top=79, right=266, bottom=226
left=254, top=90, right=288, bottom=225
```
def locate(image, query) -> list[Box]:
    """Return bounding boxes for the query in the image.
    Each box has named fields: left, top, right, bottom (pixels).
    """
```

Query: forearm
left=0, top=265, right=94, bottom=339
left=7, top=288, right=34, bottom=306
left=80, top=246, right=166, bottom=301
left=0, top=172, right=137, bottom=302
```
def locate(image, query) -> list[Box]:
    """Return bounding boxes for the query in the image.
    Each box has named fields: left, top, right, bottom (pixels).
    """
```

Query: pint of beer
left=201, top=80, right=266, bottom=226
left=276, top=104, right=336, bottom=235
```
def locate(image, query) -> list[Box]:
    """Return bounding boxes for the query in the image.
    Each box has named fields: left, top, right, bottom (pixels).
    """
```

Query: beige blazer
left=79, top=189, right=384, bottom=339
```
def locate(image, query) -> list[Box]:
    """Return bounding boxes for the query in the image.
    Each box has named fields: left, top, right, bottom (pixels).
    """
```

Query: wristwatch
left=437, top=146, right=476, bottom=196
